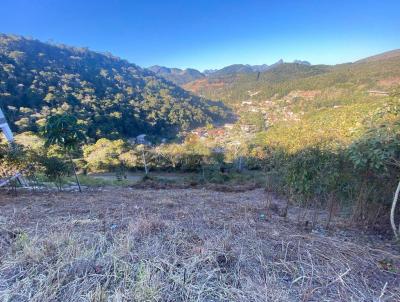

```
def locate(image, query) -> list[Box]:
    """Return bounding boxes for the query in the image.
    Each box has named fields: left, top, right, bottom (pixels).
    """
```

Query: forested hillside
left=184, top=63, right=332, bottom=103
left=183, top=55, right=400, bottom=104
left=0, top=34, right=229, bottom=140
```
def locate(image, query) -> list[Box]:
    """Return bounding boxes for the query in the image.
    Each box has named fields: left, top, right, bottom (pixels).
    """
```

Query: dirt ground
left=0, top=187, right=399, bottom=301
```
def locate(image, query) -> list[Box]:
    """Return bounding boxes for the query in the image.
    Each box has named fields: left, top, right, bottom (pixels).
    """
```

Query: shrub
left=39, top=156, right=69, bottom=190
left=284, top=147, right=342, bottom=202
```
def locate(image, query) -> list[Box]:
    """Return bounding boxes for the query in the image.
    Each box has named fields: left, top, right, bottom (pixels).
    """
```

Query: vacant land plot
left=0, top=188, right=399, bottom=301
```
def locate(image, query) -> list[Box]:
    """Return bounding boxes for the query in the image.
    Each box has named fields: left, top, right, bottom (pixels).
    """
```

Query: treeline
left=1, top=131, right=263, bottom=179
left=0, top=34, right=229, bottom=139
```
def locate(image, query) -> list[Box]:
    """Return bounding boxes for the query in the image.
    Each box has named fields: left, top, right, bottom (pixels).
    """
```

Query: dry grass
left=0, top=188, right=399, bottom=301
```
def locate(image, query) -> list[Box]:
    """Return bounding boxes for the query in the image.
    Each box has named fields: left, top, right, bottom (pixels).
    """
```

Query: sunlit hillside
left=0, top=34, right=229, bottom=140
left=179, top=51, right=400, bottom=151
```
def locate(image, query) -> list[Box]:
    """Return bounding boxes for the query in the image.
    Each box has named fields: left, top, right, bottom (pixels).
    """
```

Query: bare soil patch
left=378, top=77, right=400, bottom=87
left=0, top=188, right=399, bottom=301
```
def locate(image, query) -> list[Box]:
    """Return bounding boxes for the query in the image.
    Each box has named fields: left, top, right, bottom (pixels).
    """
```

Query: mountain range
left=149, top=59, right=310, bottom=85
left=174, top=49, right=400, bottom=106
left=148, top=65, right=205, bottom=85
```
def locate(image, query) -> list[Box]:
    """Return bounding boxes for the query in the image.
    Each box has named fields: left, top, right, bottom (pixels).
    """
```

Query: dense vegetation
left=263, top=97, right=399, bottom=222
left=0, top=34, right=229, bottom=140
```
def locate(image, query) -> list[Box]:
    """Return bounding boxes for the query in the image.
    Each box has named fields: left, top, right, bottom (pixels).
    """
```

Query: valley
left=0, top=33, right=399, bottom=302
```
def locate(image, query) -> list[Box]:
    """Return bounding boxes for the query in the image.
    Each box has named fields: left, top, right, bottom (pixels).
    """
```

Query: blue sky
left=0, top=0, right=399, bottom=71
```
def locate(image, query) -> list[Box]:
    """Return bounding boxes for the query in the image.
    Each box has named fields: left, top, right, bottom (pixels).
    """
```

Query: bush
left=39, top=156, right=69, bottom=190
left=285, top=147, right=342, bottom=202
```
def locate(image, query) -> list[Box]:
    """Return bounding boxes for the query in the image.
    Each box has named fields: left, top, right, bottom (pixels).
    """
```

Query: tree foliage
left=43, top=114, right=85, bottom=151
left=0, top=34, right=229, bottom=140
left=42, top=113, right=85, bottom=191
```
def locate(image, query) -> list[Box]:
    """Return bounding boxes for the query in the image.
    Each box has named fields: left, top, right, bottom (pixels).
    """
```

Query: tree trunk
left=390, top=179, right=400, bottom=239
left=57, top=175, right=62, bottom=192
left=326, top=194, right=335, bottom=229
left=142, top=149, right=148, bottom=175
left=68, top=151, right=82, bottom=193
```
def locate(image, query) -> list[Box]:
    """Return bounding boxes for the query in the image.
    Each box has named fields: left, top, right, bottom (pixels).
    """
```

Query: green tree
left=83, top=138, right=127, bottom=172
left=40, top=156, right=68, bottom=191
left=43, top=114, right=85, bottom=192
left=0, top=143, right=28, bottom=180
